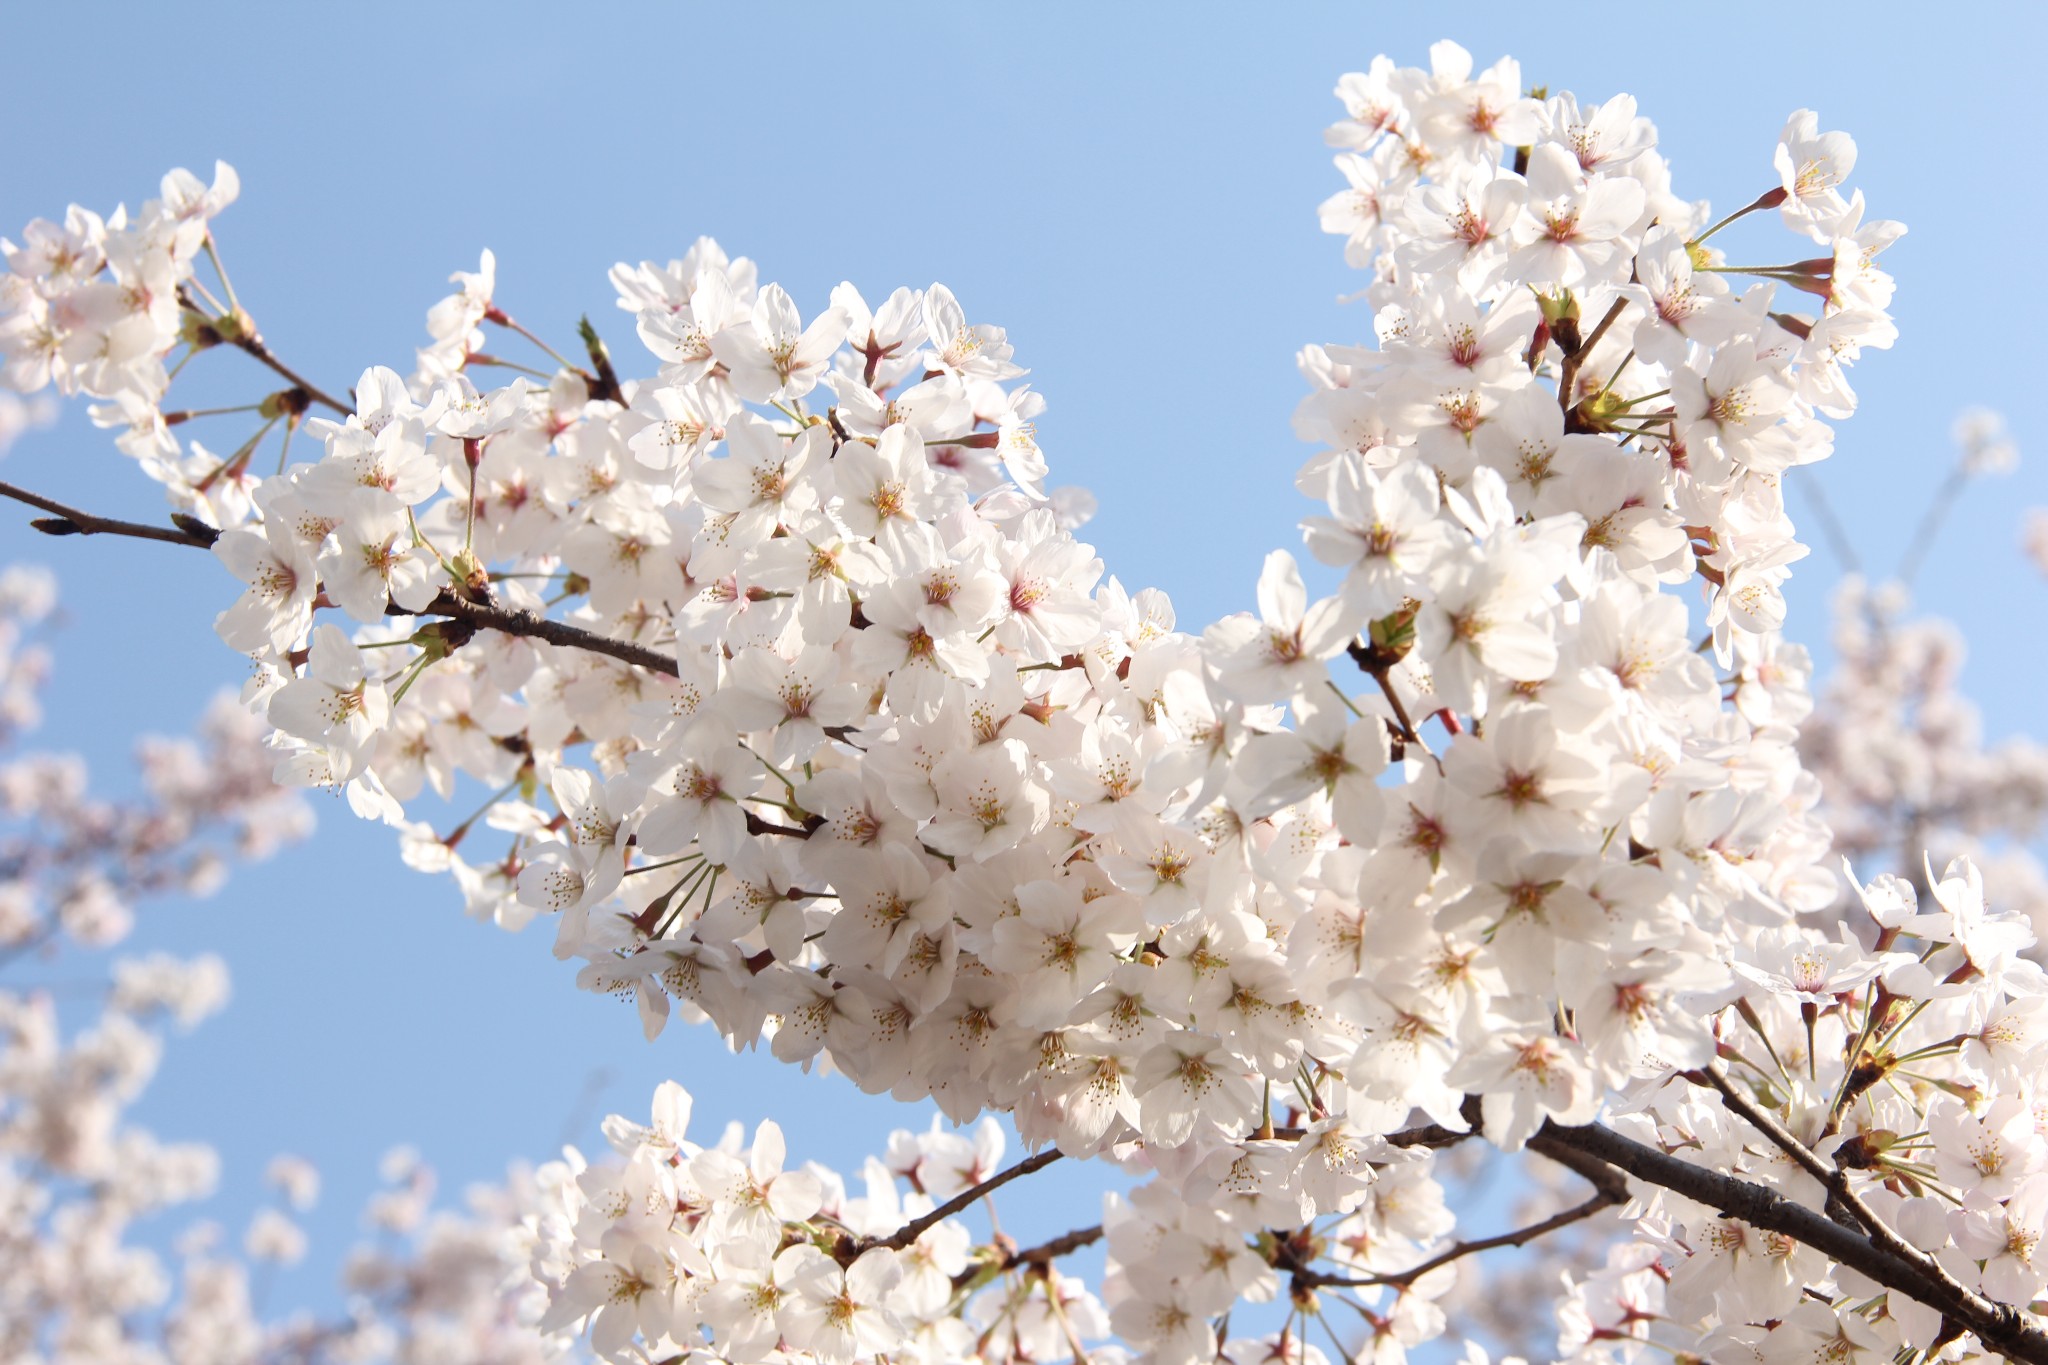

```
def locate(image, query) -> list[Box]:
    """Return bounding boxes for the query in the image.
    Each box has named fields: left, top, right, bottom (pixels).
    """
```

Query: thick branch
left=868, top=1149, right=1064, bottom=1252
left=0, top=480, right=218, bottom=549
left=1531, top=1118, right=2048, bottom=1364
left=1690, top=1061, right=1995, bottom=1324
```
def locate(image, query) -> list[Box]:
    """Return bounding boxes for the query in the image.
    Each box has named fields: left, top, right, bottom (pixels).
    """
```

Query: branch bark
left=0, top=480, right=218, bottom=549
left=415, top=590, right=680, bottom=677
left=1002, top=1223, right=1104, bottom=1271
left=867, top=1148, right=1065, bottom=1253
left=1529, top=1117, right=2048, bottom=1364
left=0, top=480, right=688, bottom=680
left=1690, top=1062, right=2002, bottom=1334
left=1556, top=296, right=1628, bottom=411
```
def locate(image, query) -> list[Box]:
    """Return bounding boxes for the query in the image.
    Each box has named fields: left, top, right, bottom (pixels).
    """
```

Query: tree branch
left=1002, top=1223, right=1104, bottom=1271
left=0, top=476, right=689, bottom=680
left=867, top=1149, right=1064, bottom=1252
left=414, top=591, right=679, bottom=676
left=1689, top=1060, right=1996, bottom=1324
left=1556, top=297, right=1628, bottom=411
left=1297, top=1146, right=1627, bottom=1289
left=1530, top=1117, right=2048, bottom=1364
left=1693, top=1065, right=1840, bottom=1185
left=0, top=480, right=686, bottom=677
left=174, top=287, right=353, bottom=416
left=0, top=480, right=218, bottom=549
left=229, top=330, right=352, bottom=417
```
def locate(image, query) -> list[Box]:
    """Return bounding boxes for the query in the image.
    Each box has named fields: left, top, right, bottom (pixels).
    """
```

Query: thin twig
left=1692, top=1064, right=1842, bottom=1191
left=230, top=332, right=352, bottom=416
left=0, top=481, right=218, bottom=548
left=1556, top=297, right=1629, bottom=411
left=1000, top=1223, right=1104, bottom=1271
left=1301, top=1185, right=1621, bottom=1289
left=1897, top=465, right=1969, bottom=589
left=0, top=478, right=689, bottom=678
left=417, top=590, right=680, bottom=676
left=868, top=1149, right=1064, bottom=1252
left=1791, top=469, right=1863, bottom=577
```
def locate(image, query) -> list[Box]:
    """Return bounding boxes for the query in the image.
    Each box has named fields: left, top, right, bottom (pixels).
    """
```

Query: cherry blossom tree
left=9, top=38, right=2048, bottom=1365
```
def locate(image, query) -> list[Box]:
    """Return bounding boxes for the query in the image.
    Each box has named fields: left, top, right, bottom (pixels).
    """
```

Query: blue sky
left=1, top=0, right=2043, bottom=1321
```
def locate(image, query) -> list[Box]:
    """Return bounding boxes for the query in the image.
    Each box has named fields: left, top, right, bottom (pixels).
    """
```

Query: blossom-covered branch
left=15, top=35, right=2047, bottom=1365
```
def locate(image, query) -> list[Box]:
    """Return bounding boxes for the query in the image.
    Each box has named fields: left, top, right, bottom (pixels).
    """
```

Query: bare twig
left=868, top=1149, right=1064, bottom=1252
left=1001, top=1223, right=1104, bottom=1271
left=0, top=480, right=218, bottom=548
left=1897, top=465, right=1970, bottom=589
left=1297, top=1151, right=1626, bottom=1289
left=416, top=590, right=679, bottom=676
left=229, top=332, right=352, bottom=417
left=1556, top=297, right=1629, bottom=411
left=1790, top=469, right=1864, bottom=577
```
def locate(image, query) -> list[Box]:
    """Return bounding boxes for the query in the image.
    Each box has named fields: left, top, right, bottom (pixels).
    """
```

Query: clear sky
left=1, top=0, right=2043, bottom=1320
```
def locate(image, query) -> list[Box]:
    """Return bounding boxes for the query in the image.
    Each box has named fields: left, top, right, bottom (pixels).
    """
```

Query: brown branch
left=0, top=480, right=218, bottom=548
left=742, top=810, right=812, bottom=840
left=416, top=591, right=679, bottom=676
left=1693, top=1064, right=1841, bottom=1186
left=0, top=477, right=691, bottom=680
left=1556, top=297, right=1628, bottom=411
left=1529, top=1117, right=2048, bottom=1364
left=867, top=1149, right=1064, bottom=1252
left=1263, top=1121, right=1474, bottom=1150
left=1001, top=1223, right=1104, bottom=1271
left=229, top=329, right=353, bottom=416
left=1690, top=1059, right=1991, bottom=1319
left=175, top=288, right=352, bottom=416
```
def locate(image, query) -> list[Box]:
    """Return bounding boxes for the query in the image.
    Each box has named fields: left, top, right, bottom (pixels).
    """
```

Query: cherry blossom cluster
left=533, top=1082, right=1121, bottom=1365
left=15, top=35, right=2048, bottom=1365
left=1552, top=856, right=2048, bottom=1362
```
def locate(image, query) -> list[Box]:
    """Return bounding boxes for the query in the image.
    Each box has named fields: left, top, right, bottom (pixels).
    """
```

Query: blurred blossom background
left=0, top=0, right=2041, bottom=1318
